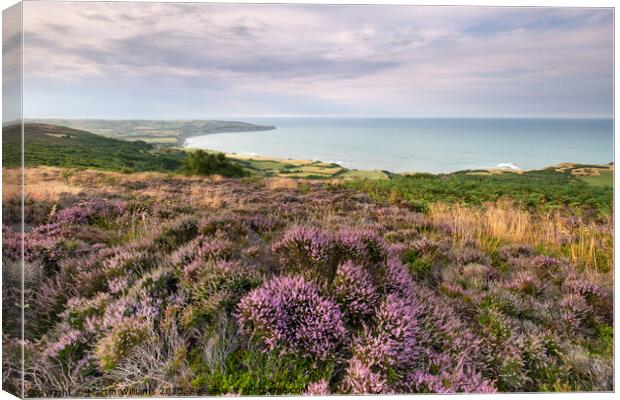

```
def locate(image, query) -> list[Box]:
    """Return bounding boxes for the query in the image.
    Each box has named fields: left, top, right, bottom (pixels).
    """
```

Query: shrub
left=182, top=260, right=261, bottom=326
left=63, top=293, right=111, bottom=331
left=352, top=294, right=419, bottom=371
left=272, top=227, right=336, bottom=282
left=153, top=216, right=199, bottom=253
left=273, top=227, right=388, bottom=284
left=237, top=276, right=346, bottom=361
left=333, top=261, right=379, bottom=321
left=95, top=319, right=149, bottom=371
left=183, top=150, right=246, bottom=178
left=180, top=237, right=234, bottom=276
left=104, top=248, right=162, bottom=286
left=341, top=357, right=391, bottom=394
left=382, top=258, right=415, bottom=298
left=304, top=380, right=330, bottom=395
left=54, top=198, right=127, bottom=225
left=334, top=227, right=388, bottom=266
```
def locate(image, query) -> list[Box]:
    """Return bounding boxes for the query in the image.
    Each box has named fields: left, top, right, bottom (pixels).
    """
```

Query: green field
left=581, top=169, right=613, bottom=187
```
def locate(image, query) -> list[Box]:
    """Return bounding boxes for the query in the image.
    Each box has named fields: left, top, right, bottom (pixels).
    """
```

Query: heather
left=1, top=166, right=613, bottom=396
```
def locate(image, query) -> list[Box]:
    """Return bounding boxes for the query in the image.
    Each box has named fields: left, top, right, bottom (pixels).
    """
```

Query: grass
left=581, top=169, right=613, bottom=187
left=343, top=165, right=612, bottom=217
left=428, top=201, right=613, bottom=272
left=338, top=170, right=389, bottom=180
left=230, top=156, right=350, bottom=179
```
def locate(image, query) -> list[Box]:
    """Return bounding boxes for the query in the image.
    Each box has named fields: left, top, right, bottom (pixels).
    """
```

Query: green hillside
left=28, top=119, right=276, bottom=146
left=2, top=123, right=186, bottom=173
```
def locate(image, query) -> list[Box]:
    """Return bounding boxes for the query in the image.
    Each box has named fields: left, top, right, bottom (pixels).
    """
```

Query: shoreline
left=182, top=138, right=614, bottom=178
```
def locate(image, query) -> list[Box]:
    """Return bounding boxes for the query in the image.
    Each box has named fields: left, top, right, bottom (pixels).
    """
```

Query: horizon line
left=19, top=115, right=615, bottom=121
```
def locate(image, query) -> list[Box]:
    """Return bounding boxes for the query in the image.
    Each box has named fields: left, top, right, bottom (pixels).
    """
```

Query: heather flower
left=386, top=242, right=407, bottom=258
left=410, top=283, right=490, bottom=375
left=451, top=246, right=491, bottom=266
left=341, top=357, right=391, bottom=394
left=244, top=214, right=276, bottom=233
left=107, top=276, right=129, bottom=295
left=461, top=263, right=494, bottom=289
left=407, top=366, right=496, bottom=393
left=382, top=258, right=414, bottom=297
left=333, top=261, right=380, bottom=321
left=237, top=276, right=346, bottom=361
left=198, top=214, right=246, bottom=237
left=498, top=244, right=536, bottom=262
left=54, top=206, right=92, bottom=225
left=272, top=227, right=336, bottom=281
left=273, top=227, right=334, bottom=264
left=559, top=293, right=593, bottom=328
left=334, top=227, right=388, bottom=265
left=43, top=324, right=85, bottom=359
left=505, top=271, right=547, bottom=297
left=353, top=294, right=419, bottom=370
left=176, top=236, right=234, bottom=277
left=54, top=198, right=127, bottom=225
left=408, top=371, right=452, bottom=393
left=62, top=293, right=111, bottom=331
left=194, top=237, right=233, bottom=262
left=531, top=255, right=561, bottom=271
left=2, top=226, right=22, bottom=261
left=563, top=278, right=602, bottom=299
left=104, top=247, right=161, bottom=283
left=304, top=379, right=330, bottom=395
left=171, top=238, right=203, bottom=266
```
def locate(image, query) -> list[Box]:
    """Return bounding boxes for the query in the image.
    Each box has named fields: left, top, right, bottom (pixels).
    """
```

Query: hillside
left=28, top=119, right=276, bottom=146
left=2, top=123, right=380, bottom=179
left=2, top=123, right=187, bottom=173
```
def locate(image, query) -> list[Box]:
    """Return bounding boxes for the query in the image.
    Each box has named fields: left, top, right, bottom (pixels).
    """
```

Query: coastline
left=180, top=117, right=613, bottom=174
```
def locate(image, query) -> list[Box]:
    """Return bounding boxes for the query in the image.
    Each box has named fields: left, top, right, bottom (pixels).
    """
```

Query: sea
left=184, top=118, right=614, bottom=173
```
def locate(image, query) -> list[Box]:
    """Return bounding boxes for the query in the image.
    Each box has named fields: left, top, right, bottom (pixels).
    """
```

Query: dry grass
left=265, top=177, right=299, bottom=190
left=189, top=183, right=226, bottom=209
left=429, top=200, right=613, bottom=272
left=3, top=167, right=85, bottom=202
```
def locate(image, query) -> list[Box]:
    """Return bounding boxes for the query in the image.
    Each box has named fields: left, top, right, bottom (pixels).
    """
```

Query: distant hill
left=2, top=123, right=186, bottom=172
left=27, top=119, right=276, bottom=146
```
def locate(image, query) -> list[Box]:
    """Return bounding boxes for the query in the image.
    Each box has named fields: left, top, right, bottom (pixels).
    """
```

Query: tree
left=183, top=150, right=246, bottom=177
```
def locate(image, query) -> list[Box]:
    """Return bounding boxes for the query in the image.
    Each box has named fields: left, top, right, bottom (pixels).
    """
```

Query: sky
left=13, top=2, right=615, bottom=119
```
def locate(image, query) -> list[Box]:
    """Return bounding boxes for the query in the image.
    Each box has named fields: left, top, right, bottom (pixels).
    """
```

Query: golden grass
left=228, top=153, right=316, bottom=166
left=189, top=183, right=226, bottom=209
left=429, top=200, right=613, bottom=272
left=3, top=167, right=84, bottom=202
left=265, top=177, right=299, bottom=190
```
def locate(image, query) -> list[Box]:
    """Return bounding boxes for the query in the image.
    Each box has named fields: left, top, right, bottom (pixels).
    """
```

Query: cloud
left=20, top=2, right=613, bottom=118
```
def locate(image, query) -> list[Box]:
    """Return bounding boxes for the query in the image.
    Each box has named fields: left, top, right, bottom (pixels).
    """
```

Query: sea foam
left=496, top=162, right=522, bottom=171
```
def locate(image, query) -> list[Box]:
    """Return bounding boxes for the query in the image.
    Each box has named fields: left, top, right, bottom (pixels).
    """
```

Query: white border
left=0, top=1, right=616, bottom=400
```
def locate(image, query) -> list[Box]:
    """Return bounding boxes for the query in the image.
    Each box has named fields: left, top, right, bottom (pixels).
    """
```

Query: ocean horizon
left=184, top=117, right=614, bottom=173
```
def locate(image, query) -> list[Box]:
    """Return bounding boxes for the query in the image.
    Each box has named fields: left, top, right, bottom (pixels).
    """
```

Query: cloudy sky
left=19, top=2, right=613, bottom=118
